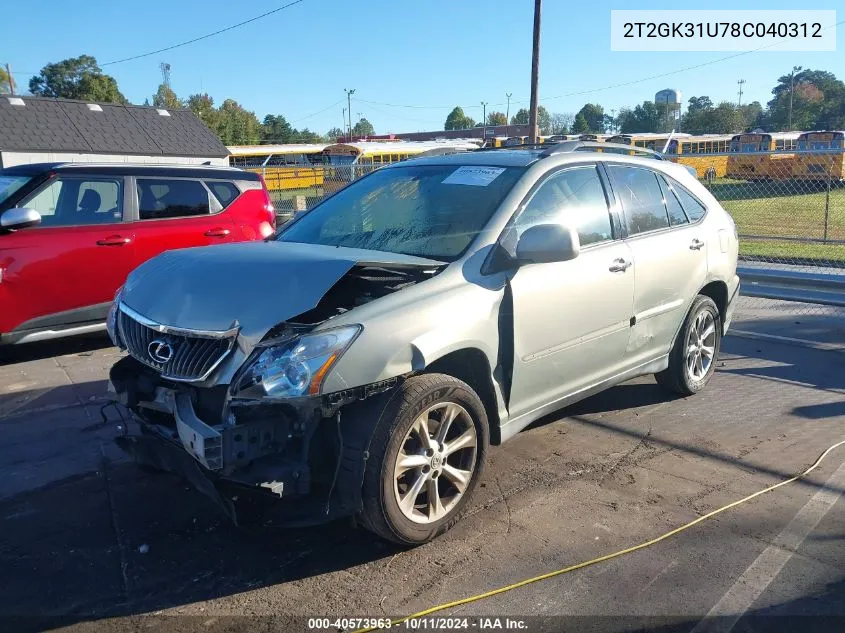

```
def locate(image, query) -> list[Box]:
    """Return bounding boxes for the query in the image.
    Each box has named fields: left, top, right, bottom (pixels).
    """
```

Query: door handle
left=608, top=258, right=632, bottom=273
left=689, top=238, right=705, bottom=251
left=96, top=235, right=132, bottom=246
left=204, top=227, right=231, bottom=238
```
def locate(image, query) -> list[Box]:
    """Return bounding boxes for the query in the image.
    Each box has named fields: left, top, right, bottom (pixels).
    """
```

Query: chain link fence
left=240, top=149, right=845, bottom=340
left=685, top=148, right=845, bottom=335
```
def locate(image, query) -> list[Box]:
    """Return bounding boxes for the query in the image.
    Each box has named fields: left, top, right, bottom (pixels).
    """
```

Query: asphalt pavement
left=1, top=301, right=844, bottom=633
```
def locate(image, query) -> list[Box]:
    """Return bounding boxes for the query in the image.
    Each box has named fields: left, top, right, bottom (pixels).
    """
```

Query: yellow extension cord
left=354, top=439, right=845, bottom=633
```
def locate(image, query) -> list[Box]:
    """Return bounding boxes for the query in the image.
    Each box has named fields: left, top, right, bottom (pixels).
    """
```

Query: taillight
left=257, top=175, right=276, bottom=230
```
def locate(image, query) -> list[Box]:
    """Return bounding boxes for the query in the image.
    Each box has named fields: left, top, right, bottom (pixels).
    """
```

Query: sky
left=3, top=0, right=842, bottom=135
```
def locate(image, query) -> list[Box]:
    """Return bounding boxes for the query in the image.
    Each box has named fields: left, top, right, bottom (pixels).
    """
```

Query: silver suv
left=108, top=146, right=739, bottom=544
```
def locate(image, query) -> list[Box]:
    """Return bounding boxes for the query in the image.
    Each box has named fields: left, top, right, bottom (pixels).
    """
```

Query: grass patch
left=704, top=178, right=845, bottom=243
left=740, top=239, right=845, bottom=263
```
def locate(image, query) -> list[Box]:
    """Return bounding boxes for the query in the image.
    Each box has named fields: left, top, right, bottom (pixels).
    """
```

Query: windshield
left=278, top=164, right=525, bottom=260
left=0, top=175, right=32, bottom=206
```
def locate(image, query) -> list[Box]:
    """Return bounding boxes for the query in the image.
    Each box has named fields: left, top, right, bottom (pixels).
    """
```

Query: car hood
left=122, top=241, right=444, bottom=342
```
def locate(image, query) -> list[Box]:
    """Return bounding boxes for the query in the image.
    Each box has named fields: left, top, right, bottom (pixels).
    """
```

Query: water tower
left=655, top=89, right=682, bottom=132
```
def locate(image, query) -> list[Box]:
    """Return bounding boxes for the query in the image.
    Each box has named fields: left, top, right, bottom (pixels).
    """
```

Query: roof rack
left=476, top=140, right=664, bottom=159
left=540, top=141, right=664, bottom=158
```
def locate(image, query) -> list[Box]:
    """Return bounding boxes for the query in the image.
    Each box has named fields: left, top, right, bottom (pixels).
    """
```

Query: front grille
left=117, top=305, right=238, bottom=382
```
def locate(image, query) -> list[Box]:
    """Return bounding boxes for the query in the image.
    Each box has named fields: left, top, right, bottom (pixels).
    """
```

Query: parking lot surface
left=1, top=315, right=844, bottom=632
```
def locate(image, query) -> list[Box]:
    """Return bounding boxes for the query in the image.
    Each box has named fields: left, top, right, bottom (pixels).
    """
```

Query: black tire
left=655, top=295, right=722, bottom=396
left=356, top=373, right=489, bottom=545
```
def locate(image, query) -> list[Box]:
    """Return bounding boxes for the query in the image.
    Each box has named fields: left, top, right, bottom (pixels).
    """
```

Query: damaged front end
left=109, top=259, right=438, bottom=525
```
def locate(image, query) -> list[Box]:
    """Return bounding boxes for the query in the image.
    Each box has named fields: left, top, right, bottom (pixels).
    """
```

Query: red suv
left=0, top=163, right=276, bottom=344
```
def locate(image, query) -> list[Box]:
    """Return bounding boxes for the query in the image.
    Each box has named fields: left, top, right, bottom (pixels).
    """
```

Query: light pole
left=505, top=93, right=512, bottom=134
left=788, top=66, right=802, bottom=131
left=481, top=101, right=488, bottom=137
left=528, top=0, right=542, bottom=143
left=344, top=88, right=356, bottom=140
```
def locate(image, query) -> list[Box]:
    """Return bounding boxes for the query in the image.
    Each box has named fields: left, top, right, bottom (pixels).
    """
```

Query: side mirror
left=515, top=223, right=580, bottom=265
left=1, top=208, right=41, bottom=230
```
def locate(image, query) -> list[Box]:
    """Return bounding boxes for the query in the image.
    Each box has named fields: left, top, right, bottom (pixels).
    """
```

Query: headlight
left=232, top=325, right=361, bottom=400
left=107, top=286, right=124, bottom=348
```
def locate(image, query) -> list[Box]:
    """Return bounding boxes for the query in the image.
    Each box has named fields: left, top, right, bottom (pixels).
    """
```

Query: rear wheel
left=357, top=374, right=488, bottom=545
left=655, top=295, right=721, bottom=396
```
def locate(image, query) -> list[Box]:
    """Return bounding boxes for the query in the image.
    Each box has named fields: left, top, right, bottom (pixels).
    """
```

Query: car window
left=137, top=179, right=210, bottom=220
left=278, top=164, right=525, bottom=260
left=206, top=181, right=240, bottom=208
left=515, top=166, right=613, bottom=247
left=670, top=180, right=707, bottom=222
left=657, top=175, right=689, bottom=226
left=21, top=177, right=122, bottom=227
left=607, top=165, right=670, bottom=235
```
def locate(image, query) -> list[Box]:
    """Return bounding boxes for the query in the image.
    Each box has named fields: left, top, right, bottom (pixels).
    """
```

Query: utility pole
left=788, top=65, right=802, bottom=131
left=610, top=108, right=616, bottom=134
left=344, top=88, right=356, bottom=140
left=4, top=63, right=15, bottom=94
left=737, top=79, right=745, bottom=108
left=505, top=93, right=512, bottom=133
left=342, top=108, right=347, bottom=140
left=481, top=101, right=488, bottom=126
left=528, top=0, right=542, bottom=143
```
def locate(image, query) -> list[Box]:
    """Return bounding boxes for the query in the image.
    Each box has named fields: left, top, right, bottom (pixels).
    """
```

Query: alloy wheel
left=685, top=309, right=717, bottom=382
left=393, top=402, right=478, bottom=524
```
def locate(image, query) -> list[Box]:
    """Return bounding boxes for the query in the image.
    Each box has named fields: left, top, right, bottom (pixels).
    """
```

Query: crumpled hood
left=122, top=241, right=443, bottom=342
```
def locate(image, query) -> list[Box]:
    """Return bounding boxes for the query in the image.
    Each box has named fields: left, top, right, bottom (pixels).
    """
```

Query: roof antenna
left=661, top=129, right=676, bottom=155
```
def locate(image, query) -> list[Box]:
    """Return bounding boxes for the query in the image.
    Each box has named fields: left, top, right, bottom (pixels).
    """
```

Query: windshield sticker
left=442, top=166, right=506, bottom=187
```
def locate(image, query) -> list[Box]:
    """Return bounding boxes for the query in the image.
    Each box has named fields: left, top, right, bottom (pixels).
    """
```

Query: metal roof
left=0, top=96, right=229, bottom=158
left=0, top=161, right=260, bottom=180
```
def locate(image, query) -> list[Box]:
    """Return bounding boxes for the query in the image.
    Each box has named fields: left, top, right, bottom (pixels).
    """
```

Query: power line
left=355, top=19, right=844, bottom=111
left=289, top=99, right=345, bottom=124
left=101, top=0, right=307, bottom=66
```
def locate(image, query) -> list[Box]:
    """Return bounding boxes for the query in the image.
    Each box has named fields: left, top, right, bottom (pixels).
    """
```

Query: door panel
left=128, top=178, right=236, bottom=272
left=0, top=176, right=133, bottom=334
left=605, top=164, right=708, bottom=365
left=509, top=241, right=635, bottom=419
left=505, top=164, right=635, bottom=420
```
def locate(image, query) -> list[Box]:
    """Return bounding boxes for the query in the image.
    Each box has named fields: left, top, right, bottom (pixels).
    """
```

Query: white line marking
left=691, top=460, right=845, bottom=633
left=728, top=329, right=845, bottom=353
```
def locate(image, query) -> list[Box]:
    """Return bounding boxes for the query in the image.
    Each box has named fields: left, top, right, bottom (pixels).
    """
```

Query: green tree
left=261, top=114, right=295, bottom=143
left=187, top=93, right=220, bottom=131
left=152, top=84, right=182, bottom=109
left=29, top=55, right=125, bottom=103
left=293, top=128, right=324, bottom=143
left=574, top=103, right=605, bottom=132
left=352, top=117, right=375, bottom=137
left=510, top=106, right=551, bottom=133
left=0, top=66, right=11, bottom=94
left=686, top=96, right=713, bottom=114
left=767, top=68, right=845, bottom=130
left=619, top=101, right=662, bottom=133
left=445, top=106, right=475, bottom=130
left=486, top=111, right=507, bottom=126
left=571, top=112, right=589, bottom=133
left=325, top=127, right=345, bottom=141
left=216, top=99, right=261, bottom=145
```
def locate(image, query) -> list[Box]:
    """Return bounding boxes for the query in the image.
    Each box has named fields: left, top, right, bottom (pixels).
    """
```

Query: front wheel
left=656, top=295, right=721, bottom=396
left=357, top=374, right=489, bottom=545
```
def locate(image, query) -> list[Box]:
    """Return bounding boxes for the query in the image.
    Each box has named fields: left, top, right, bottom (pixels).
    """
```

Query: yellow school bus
left=726, top=132, right=800, bottom=181
left=665, top=134, right=733, bottom=178
left=792, top=131, right=845, bottom=182
left=321, top=140, right=482, bottom=193
left=228, top=144, right=326, bottom=191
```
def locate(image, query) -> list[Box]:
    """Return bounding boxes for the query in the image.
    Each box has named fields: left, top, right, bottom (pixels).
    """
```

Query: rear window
left=137, top=179, right=210, bottom=220
left=671, top=180, right=707, bottom=222
left=206, top=181, right=240, bottom=208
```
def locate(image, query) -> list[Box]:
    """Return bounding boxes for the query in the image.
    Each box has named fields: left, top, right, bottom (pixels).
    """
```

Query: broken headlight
left=232, top=325, right=361, bottom=400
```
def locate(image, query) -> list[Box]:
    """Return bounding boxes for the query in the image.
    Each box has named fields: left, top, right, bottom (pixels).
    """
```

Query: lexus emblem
left=148, top=339, right=174, bottom=364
